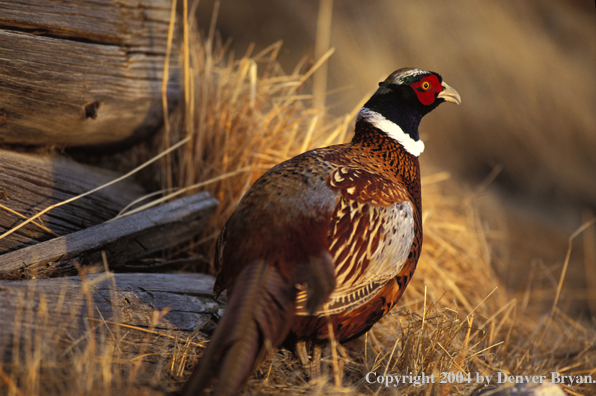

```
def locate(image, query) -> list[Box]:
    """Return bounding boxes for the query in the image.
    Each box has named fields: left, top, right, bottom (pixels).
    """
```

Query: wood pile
left=0, top=0, right=218, bottom=370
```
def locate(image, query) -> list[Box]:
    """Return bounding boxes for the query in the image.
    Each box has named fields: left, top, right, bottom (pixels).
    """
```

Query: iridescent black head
left=358, top=68, right=460, bottom=154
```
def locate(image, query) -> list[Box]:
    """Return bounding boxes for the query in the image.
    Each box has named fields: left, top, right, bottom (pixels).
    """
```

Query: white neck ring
left=357, top=107, right=425, bottom=157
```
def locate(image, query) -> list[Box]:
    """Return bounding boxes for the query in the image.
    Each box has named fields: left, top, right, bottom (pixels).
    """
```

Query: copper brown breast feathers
left=183, top=67, right=461, bottom=395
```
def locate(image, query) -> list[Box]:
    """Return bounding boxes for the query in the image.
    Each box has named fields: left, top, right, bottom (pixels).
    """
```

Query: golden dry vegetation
left=1, top=1, right=595, bottom=395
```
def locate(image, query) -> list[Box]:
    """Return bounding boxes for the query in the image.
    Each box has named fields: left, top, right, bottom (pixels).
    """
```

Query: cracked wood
left=0, top=192, right=219, bottom=279
left=0, top=0, right=180, bottom=148
left=0, top=149, right=146, bottom=253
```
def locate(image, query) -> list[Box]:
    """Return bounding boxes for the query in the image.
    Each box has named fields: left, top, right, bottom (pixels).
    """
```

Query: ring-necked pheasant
left=183, top=67, right=460, bottom=395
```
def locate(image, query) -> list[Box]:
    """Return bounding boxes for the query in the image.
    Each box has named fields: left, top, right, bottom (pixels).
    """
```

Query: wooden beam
left=0, top=192, right=218, bottom=279
left=0, top=0, right=174, bottom=48
left=0, top=273, right=224, bottom=354
left=0, top=149, right=146, bottom=253
left=0, top=0, right=180, bottom=148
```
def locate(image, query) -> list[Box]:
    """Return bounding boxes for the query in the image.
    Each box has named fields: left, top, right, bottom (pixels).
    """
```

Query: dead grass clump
left=158, top=16, right=356, bottom=263
left=0, top=270, right=212, bottom=396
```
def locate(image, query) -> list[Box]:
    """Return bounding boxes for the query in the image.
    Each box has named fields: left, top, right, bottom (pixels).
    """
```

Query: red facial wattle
left=410, top=75, right=442, bottom=105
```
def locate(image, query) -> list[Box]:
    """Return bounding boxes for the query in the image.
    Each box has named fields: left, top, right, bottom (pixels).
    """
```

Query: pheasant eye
left=421, top=81, right=431, bottom=91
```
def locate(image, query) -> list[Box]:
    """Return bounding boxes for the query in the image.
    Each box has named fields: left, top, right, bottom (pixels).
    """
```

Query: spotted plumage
left=183, top=67, right=461, bottom=396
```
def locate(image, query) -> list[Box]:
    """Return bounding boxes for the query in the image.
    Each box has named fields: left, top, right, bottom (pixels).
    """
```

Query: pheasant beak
left=437, top=82, right=461, bottom=105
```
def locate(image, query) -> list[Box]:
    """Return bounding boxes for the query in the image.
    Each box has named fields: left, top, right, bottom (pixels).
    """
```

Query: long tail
left=182, top=260, right=296, bottom=396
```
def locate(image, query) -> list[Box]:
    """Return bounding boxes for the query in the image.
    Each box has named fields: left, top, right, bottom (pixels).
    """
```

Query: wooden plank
left=0, top=0, right=173, bottom=49
left=0, top=149, right=146, bottom=254
left=0, top=192, right=218, bottom=279
left=0, top=273, right=224, bottom=356
left=0, top=0, right=180, bottom=148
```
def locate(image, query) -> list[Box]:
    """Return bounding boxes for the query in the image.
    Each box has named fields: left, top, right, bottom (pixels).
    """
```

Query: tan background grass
left=194, top=0, right=596, bottom=205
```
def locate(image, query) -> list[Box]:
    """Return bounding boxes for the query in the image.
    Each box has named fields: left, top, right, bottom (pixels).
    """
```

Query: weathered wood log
left=0, top=0, right=180, bottom=148
left=0, top=148, right=146, bottom=254
left=0, top=273, right=224, bottom=358
left=0, top=192, right=219, bottom=279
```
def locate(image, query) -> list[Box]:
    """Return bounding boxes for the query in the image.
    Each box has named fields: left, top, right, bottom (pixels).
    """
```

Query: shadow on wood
left=0, top=192, right=218, bottom=279
left=0, top=149, right=146, bottom=253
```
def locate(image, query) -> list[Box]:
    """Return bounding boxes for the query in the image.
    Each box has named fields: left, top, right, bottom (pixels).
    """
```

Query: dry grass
left=1, top=2, right=595, bottom=395
left=156, top=14, right=355, bottom=262
left=0, top=273, right=207, bottom=396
